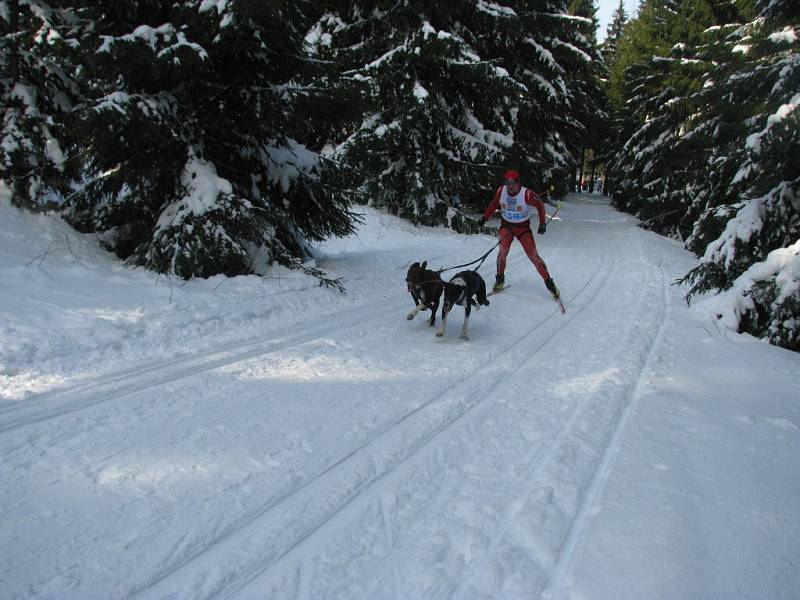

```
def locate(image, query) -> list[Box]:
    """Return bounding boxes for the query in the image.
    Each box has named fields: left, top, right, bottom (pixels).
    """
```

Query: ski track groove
left=541, top=268, right=670, bottom=600
left=131, top=258, right=612, bottom=600
left=440, top=252, right=661, bottom=600
left=354, top=254, right=623, bottom=600
left=339, top=225, right=659, bottom=600
left=0, top=254, right=524, bottom=468
left=220, top=261, right=615, bottom=600
left=0, top=297, right=410, bottom=437
left=0, top=243, right=509, bottom=434
left=2, top=254, right=528, bottom=483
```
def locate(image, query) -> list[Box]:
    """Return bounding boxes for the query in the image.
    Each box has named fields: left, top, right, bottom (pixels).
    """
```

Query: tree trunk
left=9, top=0, right=19, bottom=83
left=577, top=145, right=586, bottom=192
left=7, top=0, right=23, bottom=205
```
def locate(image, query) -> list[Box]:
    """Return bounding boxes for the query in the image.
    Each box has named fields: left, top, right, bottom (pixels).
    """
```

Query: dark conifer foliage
left=680, top=2, right=800, bottom=349
left=308, top=1, right=600, bottom=228
left=601, top=0, right=628, bottom=69
left=62, top=0, right=359, bottom=284
left=2, top=0, right=604, bottom=285
left=565, top=0, right=608, bottom=193
left=607, top=0, right=799, bottom=350
left=0, top=0, right=81, bottom=210
left=596, top=0, right=629, bottom=196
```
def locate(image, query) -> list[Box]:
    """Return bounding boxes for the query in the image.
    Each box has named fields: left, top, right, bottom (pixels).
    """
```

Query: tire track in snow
left=130, top=259, right=614, bottom=600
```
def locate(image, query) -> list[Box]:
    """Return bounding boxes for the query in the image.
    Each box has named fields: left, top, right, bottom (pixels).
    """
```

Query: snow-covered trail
left=2, top=195, right=798, bottom=599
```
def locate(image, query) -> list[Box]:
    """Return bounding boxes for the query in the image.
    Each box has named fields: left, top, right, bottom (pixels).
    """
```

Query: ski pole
left=546, top=200, right=561, bottom=224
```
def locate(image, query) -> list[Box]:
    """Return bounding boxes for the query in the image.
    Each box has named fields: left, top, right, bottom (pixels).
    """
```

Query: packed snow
left=1, top=190, right=799, bottom=599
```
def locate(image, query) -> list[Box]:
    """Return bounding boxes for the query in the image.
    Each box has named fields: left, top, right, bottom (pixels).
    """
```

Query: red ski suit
left=482, top=185, right=551, bottom=280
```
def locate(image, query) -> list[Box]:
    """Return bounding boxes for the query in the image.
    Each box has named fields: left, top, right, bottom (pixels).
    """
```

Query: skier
left=478, top=169, right=560, bottom=301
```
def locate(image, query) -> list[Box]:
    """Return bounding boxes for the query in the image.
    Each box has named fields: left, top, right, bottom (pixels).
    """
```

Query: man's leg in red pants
left=517, top=228, right=551, bottom=280
left=495, top=227, right=514, bottom=276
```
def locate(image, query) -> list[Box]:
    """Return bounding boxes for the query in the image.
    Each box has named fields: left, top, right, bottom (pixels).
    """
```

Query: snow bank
left=0, top=194, right=466, bottom=401
left=0, top=195, right=330, bottom=399
left=694, top=239, right=800, bottom=333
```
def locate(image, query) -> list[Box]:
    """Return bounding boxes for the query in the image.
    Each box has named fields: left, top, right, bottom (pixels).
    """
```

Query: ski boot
left=492, top=273, right=505, bottom=292
left=544, top=277, right=560, bottom=300
left=545, top=277, right=565, bottom=313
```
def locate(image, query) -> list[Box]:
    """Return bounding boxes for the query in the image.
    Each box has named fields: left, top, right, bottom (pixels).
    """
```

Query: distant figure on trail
left=478, top=169, right=560, bottom=301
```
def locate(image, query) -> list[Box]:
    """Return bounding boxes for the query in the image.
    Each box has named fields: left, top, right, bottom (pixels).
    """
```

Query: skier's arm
left=525, top=189, right=546, bottom=224
left=481, top=187, right=503, bottom=221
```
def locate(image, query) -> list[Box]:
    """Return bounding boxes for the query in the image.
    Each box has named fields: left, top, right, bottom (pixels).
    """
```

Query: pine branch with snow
left=0, top=0, right=81, bottom=210
left=60, top=0, right=360, bottom=282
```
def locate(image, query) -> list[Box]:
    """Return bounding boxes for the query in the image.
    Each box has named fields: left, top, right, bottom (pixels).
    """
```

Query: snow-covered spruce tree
left=0, top=0, right=81, bottom=210
left=601, top=0, right=628, bottom=96
left=680, top=1, right=800, bottom=349
left=565, top=0, right=608, bottom=194
left=607, top=0, right=736, bottom=237
left=63, top=1, right=358, bottom=285
left=308, top=1, right=597, bottom=230
left=467, top=2, right=603, bottom=199
left=596, top=0, right=629, bottom=196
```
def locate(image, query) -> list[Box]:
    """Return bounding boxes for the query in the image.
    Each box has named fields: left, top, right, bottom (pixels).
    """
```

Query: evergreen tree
left=605, top=0, right=799, bottom=350
left=601, top=0, right=629, bottom=106
left=607, top=0, right=731, bottom=236
left=0, top=0, right=81, bottom=210
left=681, top=0, right=800, bottom=349
left=62, top=0, right=358, bottom=285
left=566, top=0, right=609, bottom=193
left=596, top=1, right=630, bottom=196
left=603, top=0, right=628, bottom=60
left=310, top=1, right=600, bottom=228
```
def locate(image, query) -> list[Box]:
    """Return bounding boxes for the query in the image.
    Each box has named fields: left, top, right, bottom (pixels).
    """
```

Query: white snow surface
left=1, top=191, right=799, bottom=600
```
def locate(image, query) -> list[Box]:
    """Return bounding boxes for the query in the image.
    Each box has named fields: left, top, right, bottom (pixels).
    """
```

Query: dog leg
left=437, top=309, right=448, bottom=337
left=407, top=303, right=426, bottom=320
left=460, top=305, right=471, bottom=340
left=478, top=281, right=490, bottom=307
left=429, top=299, right=438, bottom=326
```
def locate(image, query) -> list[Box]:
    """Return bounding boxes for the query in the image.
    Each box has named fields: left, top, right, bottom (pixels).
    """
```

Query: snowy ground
left=1, top=192, right=799, bottom=600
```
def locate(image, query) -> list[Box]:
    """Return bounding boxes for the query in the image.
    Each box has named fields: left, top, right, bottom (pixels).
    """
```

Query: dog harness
left=448, top=277, right=467, bottom=305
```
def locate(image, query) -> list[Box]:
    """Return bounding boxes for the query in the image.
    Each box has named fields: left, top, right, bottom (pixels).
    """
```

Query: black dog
left=406, top=261, right=444, bottom=326
left=437, top=270, right=490, bottom=340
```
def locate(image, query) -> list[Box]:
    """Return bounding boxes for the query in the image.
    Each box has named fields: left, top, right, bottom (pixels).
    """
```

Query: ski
left=489, top=284, right=563, bottom=313
left=487, top=284, right=510, bottom=297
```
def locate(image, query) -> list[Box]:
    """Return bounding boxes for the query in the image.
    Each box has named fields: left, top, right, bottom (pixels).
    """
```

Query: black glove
left=537, top=222, right=547, bottom=234
left=478, top=217, right=486, bottom=227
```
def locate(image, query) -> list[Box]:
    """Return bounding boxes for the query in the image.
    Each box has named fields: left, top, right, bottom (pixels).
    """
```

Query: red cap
left=503, top=169, right=519, bottom=182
